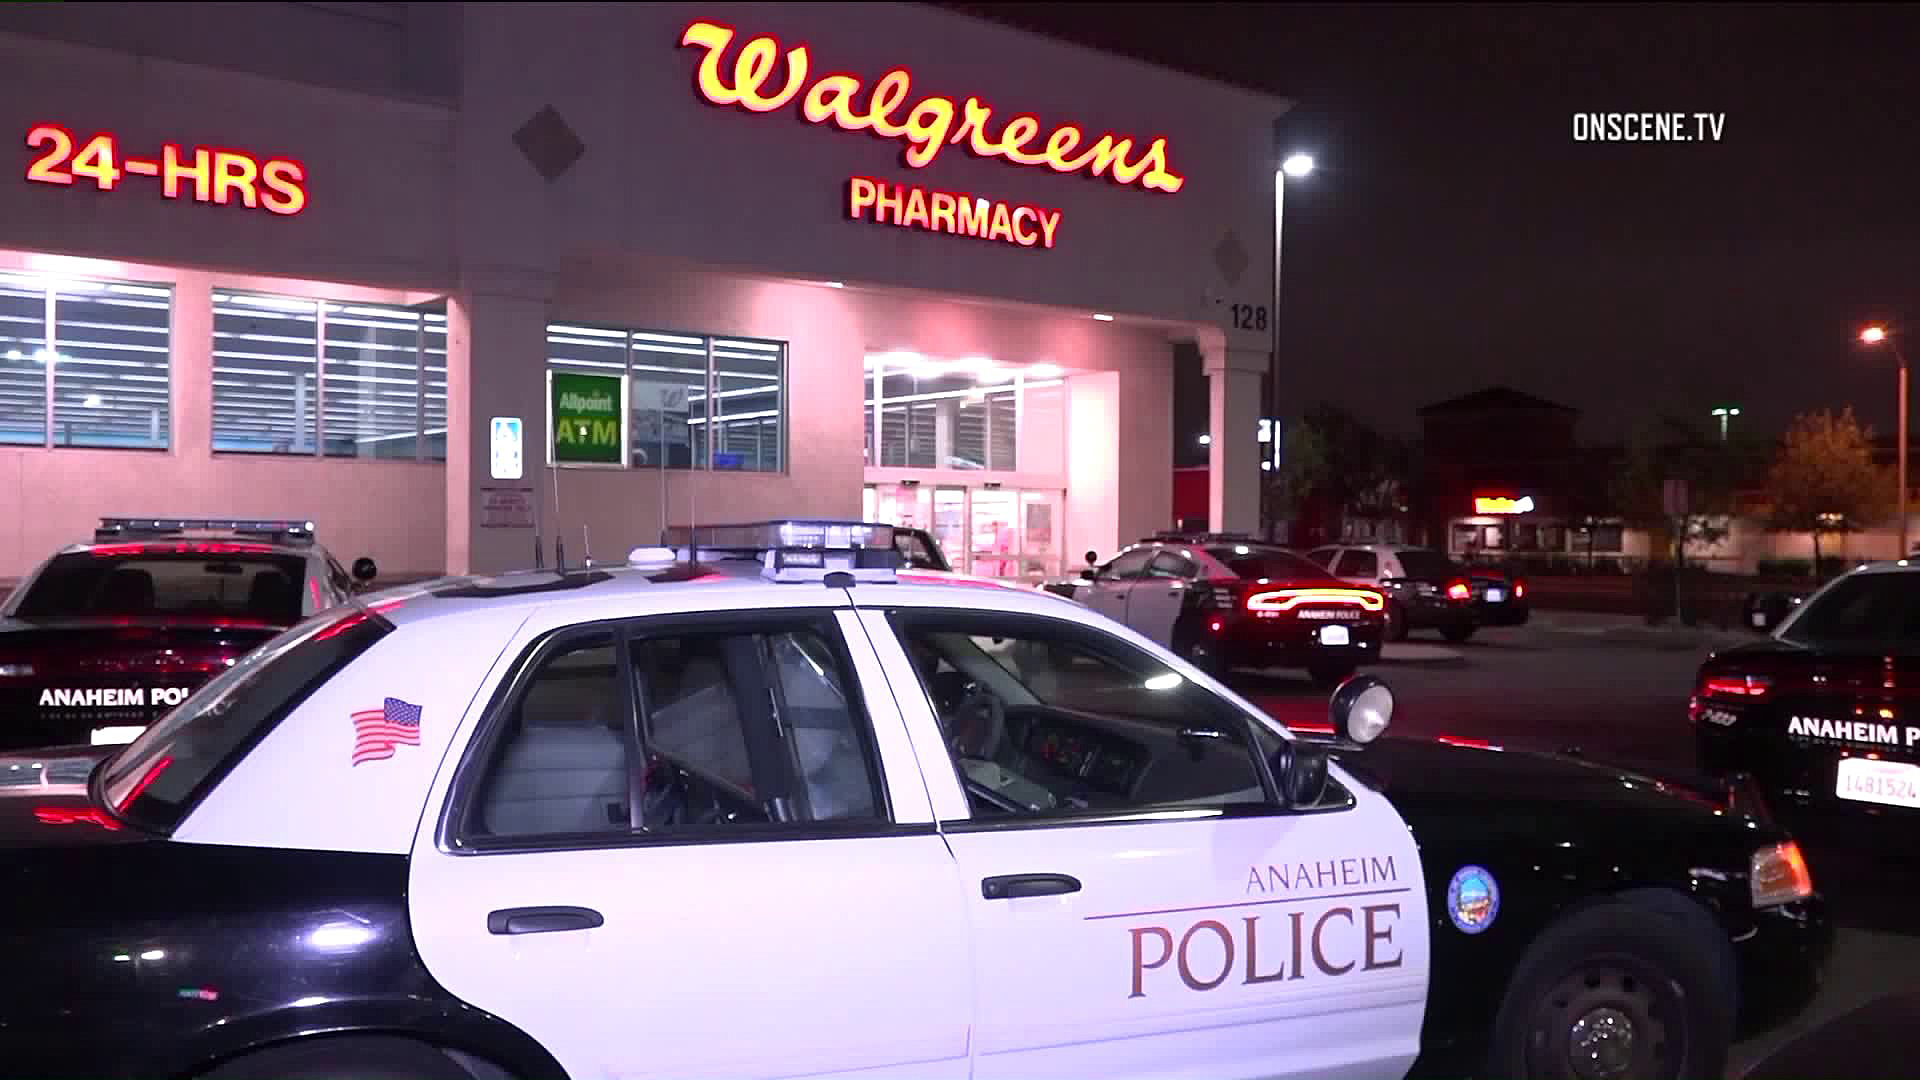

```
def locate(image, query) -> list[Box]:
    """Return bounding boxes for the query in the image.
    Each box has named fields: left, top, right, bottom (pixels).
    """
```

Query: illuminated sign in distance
left=25, top=125, right=307, bottom=216
left=1474, top=496, right=1535, bottom=515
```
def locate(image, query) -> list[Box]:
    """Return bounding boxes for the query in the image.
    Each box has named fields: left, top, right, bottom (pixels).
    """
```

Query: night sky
left=950, top=3, right=1920, bottom=446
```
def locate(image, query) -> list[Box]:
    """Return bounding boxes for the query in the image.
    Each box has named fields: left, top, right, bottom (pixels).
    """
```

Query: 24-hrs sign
left=24, top=124, right=307, bottom=216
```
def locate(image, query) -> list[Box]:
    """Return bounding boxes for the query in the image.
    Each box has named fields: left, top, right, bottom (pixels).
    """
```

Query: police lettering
left=1128, top=902, right=1403, bottom=998
left=1245, top=855, right=1398, bottom=894
left=1787, top=715, right=1920, bottom=748
left=37, top=686, right=190, bottom=708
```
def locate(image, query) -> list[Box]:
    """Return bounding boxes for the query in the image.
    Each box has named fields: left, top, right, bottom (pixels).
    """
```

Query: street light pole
left=1270, top=152, right=1313, bottom=542
left=1861, top=326, right=1909, bottom=558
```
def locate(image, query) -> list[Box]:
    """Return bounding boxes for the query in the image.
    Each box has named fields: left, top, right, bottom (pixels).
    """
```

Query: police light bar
left=660, top=520, right=898, bottom=583
left=96, top=517, right=316, bottom=543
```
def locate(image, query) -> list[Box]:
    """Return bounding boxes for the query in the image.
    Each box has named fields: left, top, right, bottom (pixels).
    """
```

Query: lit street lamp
left=1859, top=324, right=1908, bottom=558
left=1269, top=150, right=1314, bottom=538
left=1711, top=405, right=1740, bottom=442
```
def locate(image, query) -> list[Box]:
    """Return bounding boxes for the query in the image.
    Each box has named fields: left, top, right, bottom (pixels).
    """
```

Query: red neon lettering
left=25, top=124, right=75, bottom=185
left=212, top=150, right=260, bottom=208
left=261, top=159, right=308, bottom=216
left=847, top=178, right=1059, bottom=251
left=161, top=143, right=212, bottom=202
left=848, top=176, right=877, bottom=219
left=681, top=20, right=1185, bottom=194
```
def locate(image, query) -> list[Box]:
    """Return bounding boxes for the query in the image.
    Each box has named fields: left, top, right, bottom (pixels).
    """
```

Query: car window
left=1098, top=548, right=1154, bottom=581
left=1207, top=546, right=1334, bottom=581
left=1393, top=550, right=1458, bottom=579
left=1306, top=547, right=1338, bottom=569
left=893, top=532, right=943, bottom=571
left=1333, top=550, right=1379, bottom=578
left=325, top=555, right=354, bottom=599
left=13, top=552, right=308, bottom=623
left=891, top=612, right=1272, bottom=819
left=100, top=607, right=393, bottom=832
left=1781, top=573, right=1920, bottom=651
left=466, top=619, right=883, bottom=843
left=1144, top=551, right=1197, bottom=579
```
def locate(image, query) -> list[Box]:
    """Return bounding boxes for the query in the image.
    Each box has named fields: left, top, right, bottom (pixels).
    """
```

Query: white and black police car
left=4, top=521, right=1826, bottom=1080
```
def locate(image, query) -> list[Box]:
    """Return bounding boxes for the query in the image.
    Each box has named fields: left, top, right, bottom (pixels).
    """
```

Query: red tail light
left=1446, top=581, right=1471, bottom=601
left=1700, top=673, right=1772, bottom=699
left=1246, top=588, right=1385, bottom=613
left=1514, top=581, right=1526, bottom=598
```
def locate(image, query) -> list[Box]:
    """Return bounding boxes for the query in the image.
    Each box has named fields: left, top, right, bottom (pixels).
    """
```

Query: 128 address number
left=1230, top=303, right=1269, bottom=331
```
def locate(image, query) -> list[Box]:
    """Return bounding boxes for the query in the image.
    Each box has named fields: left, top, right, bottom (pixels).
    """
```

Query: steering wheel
left=948, top=682, right=1007, bottom=760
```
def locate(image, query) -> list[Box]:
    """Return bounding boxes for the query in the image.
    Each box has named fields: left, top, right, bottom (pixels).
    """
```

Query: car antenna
left=582, top=524, right=593, bottom=569
left=551, top=457, right=566, bottom=573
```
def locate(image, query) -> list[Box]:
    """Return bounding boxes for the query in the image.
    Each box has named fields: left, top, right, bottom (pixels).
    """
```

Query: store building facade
left=0, top=2, right=1286, bottom=581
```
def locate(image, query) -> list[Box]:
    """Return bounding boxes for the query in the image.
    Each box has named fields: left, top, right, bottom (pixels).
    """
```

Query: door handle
left=982, top=873, right=1082, bottom=900
left=486, top=905, right=605, bottom=935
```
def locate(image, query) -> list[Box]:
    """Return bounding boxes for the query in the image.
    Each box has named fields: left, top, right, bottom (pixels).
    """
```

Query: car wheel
left=1488, top=900, right=1734, bottom=1080
left=1177, top=635, right=1224, bottom=677
left=1441, top=621, right=1476, bottom=643
left=1385, top=601, right=1410, bottom=642
left=1307, top=662, right=1355, bottom=688
left=199, top=1036, right=478, bottom=1080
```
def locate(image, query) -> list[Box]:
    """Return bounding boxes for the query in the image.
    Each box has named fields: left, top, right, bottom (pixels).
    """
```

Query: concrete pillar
left=169, top=274, right=212, bottom=457
left=446, top=269, right=553, bottom=576
left=1201, top=334, right=1265, bottom=536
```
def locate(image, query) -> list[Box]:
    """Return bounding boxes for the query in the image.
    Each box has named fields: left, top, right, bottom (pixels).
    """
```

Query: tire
left=1177, top=634, right=1225, bottom=677
left=200, top=1036, right=477, bottom=1080
left=1441, top=621, right=1476, bottom=643
left=1487, top=899, right=1735, bottom=1080
left=1385, top=601, right=1410, bottom=642
left=1308, top=662, right=1355, bottom=688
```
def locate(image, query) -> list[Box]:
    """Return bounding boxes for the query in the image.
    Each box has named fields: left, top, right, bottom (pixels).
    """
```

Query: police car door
left=409, top=602, right=973, bottom=1080
left=856, top=603, right=1430, bottom=1080
left=1124, top=550, right=1197, bottom=647
left=1084, top=548, right=1152, bottom=627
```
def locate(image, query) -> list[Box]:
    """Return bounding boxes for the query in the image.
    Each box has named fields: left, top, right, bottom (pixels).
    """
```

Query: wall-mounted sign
left=548, top=371, right=627, bottom=466
left=489, top=416, right=524, bottom=480
left=848, top=177, right=1059, bottom=249
left=679, top=20, right=1184, bottom=195
left=25, top=125, right=307, bottom=215
left=479, top=486, right=535, bottom=529
left=1474, top=496, right=1536, bottom=515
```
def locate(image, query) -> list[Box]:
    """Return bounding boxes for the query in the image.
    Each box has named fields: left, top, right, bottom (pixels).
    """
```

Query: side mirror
left=1329, top=674, right=1394, bottom=746
left=351, top=557, right=378, bottom=584
left=1269, top=738, right=1331, bottom=808
left=1078, top=568, right=1097, bottom=581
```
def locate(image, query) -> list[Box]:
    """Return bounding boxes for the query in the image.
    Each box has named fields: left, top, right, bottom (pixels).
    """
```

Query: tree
left=1262, top=403, right=1412, bottom=537
left=1612, top=412, right=1746, bottom=566
left=1766, top=408, right=1895, bottom=574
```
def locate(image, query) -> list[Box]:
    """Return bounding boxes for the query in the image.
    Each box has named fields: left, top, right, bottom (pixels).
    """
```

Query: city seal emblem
left=1446, top=864, right=1500, bottom=934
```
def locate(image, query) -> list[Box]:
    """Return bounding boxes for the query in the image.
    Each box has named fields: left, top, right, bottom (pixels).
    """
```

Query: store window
left=547, top=324, right=785, bottom=473
left=212, top=291, right=446, bottom=460
left=0, top=271, right=172, bottom=450
left=865, top=353, right=1055, bottom=472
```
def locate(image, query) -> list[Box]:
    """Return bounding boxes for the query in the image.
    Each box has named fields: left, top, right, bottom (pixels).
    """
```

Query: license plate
left=1318, top=625, right=1351, bottom=647
left=1835, top=757, right=1920, bottom=809
left=1484, top=588, right=1505, bottom=602
left=90, top=725, right=145, bottom=746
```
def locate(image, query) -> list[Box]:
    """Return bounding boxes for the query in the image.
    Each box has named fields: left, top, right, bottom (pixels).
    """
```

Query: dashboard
left=1021, top=716, right=1151, bottom=798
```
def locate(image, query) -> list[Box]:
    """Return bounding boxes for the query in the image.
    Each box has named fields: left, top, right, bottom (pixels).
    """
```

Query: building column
left=1201, top=335, right=1265, bottom=535
left=446, top=268, right=553, bottom=576
left=169, top=274, right=213, bottom=458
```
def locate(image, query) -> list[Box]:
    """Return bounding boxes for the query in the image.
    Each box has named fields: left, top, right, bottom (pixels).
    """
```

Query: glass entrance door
left=969, top=488, right=1020, bottom=579
left=1019, top=490, right=1061, bottom=579
left=932, top=487, right=968, bottom=572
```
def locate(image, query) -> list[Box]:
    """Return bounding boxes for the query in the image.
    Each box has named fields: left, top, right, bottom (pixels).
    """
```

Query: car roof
left=360, top=559, right=1066, bottom=630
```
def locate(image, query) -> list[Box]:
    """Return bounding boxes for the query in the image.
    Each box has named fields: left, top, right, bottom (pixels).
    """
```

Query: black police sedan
left=1695, top=560, right=1920, bottom=828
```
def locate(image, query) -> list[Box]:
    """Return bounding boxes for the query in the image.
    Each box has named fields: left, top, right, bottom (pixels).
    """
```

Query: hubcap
left=1568, top=1007, right=1637, bottom=1080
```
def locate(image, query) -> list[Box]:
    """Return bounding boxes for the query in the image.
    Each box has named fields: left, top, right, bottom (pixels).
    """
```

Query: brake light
left=1446, top=581, right=1471, bottom=601
left=1701, top=673, right=1772, bottom=699
left=1514, top=581, right=1526, bottom=599
left=1246, top=588, right=1385, bottom=613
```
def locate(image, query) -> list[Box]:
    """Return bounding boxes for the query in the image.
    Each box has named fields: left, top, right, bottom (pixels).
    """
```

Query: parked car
left=0, top=517, right=375, bottom=749
left=1695, top=559, right=1920, bottom=830
left=1462, top=563, right=1532, bottom=627
left=0, top=519, right=1827, bottom=1080
left=1068, top=532, right=1385, bottom=685
left=1306, top=544, right=1480, bottom=642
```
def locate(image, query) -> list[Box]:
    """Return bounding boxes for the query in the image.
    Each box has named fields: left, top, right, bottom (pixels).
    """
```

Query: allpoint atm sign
left=548, top=371, right=628, bottom=467
left=680, top=18, right=1186, bottom=252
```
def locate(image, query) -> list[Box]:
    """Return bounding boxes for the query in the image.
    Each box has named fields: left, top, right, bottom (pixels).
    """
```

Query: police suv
left=0, top=517, right=376, bottom=749
left=2, top=522, right=1825, bottom=1080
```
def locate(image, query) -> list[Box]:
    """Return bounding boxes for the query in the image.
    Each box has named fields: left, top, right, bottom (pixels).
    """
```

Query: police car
left=1695, top=558, right=1920, bottom=828
left=3, top=521, right=1825, bottom=1080
left=0, top=517, right=376, bottom=749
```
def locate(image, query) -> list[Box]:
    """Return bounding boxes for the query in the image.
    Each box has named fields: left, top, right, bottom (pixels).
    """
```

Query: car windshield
left=1394, top=550, right=1459, bottom=579
left=1205, top=546, right=1334, bottom=582
left=1781, top=573, right=1920, bottom=652
left=96, top=606, right=392, bottom=832
left=11, top=551, right=307, bottom=623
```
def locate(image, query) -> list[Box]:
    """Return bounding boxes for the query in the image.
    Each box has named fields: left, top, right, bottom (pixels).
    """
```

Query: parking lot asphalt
left=1225, top=619, right=1919, bottom=1080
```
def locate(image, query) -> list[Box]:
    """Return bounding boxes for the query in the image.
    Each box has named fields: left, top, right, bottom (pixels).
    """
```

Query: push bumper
left=1734, top=895, right=1833, bottom=1030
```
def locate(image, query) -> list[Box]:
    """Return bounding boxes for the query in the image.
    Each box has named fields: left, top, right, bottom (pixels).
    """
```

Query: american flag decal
left=351, top=697, right=422, bottom=766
